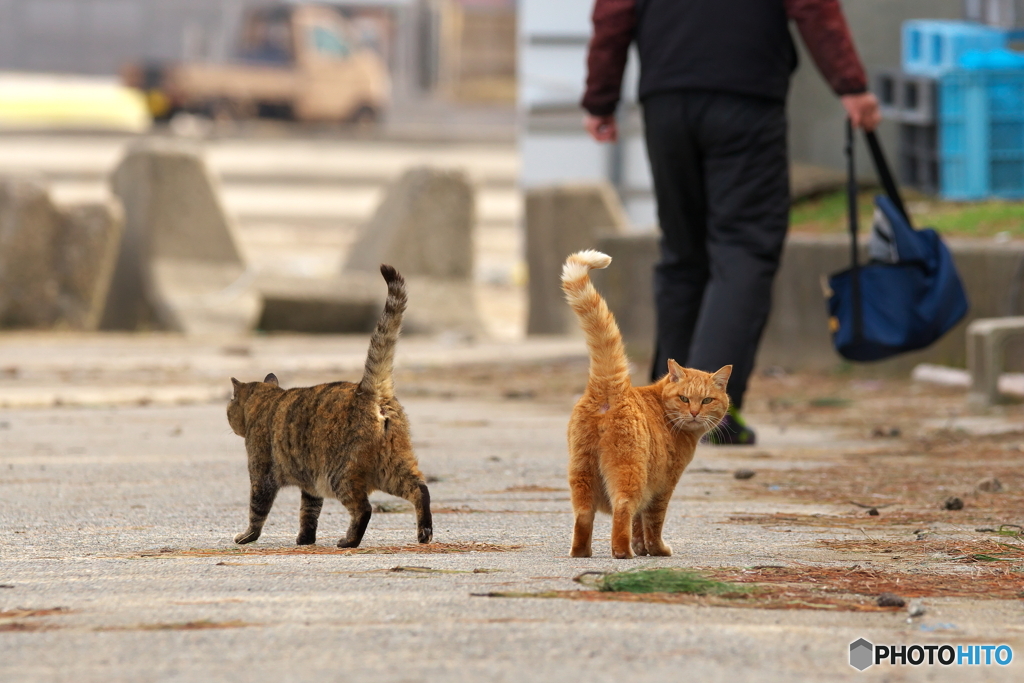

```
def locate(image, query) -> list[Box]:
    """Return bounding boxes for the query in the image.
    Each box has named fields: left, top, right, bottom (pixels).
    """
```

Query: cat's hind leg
left=379, top=474, right=433, bottom=544
left=408, top=481, right=433, bottom=544
left=296, top=490, right=324, bottom=545
left=337, top=492, right=372, bottom=548
left=235, top=477, right=279, bottom=544
left=602, top=448, right=646, bottom=559
left=631, top=513, right=650, bottom=556
left=641, top=491, right=673, bottom=556
left=568, top=461, right=598, bottom=558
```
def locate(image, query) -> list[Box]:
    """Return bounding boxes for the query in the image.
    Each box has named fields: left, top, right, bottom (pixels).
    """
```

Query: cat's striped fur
left=227, top=264, right=432, bottom=548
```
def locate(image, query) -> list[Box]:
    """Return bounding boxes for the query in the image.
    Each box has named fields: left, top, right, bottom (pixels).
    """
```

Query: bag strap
left=865, top=130, right=911, bottom=226
left=846, top=119, right=864, bottom=342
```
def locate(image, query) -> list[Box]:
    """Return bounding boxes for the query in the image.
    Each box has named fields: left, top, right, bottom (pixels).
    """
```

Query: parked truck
left=124, top=4, right=390, bottom=124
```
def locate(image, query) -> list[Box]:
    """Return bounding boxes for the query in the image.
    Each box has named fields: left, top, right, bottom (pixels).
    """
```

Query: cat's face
left=661, top=361, right=731, bottom=434
left=226, top=373, right=280, bottom=436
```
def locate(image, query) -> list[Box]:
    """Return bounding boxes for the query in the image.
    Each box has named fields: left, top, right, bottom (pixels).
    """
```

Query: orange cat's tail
left=561, top=250, right=631, bottom=399
left=360, top=264, right=407, bottom=400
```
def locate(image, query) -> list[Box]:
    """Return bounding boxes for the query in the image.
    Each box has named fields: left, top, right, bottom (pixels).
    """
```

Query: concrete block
left=343, top=166, right=481, bottom=336
left=592, top=232, right=659, bottom=359
left=966, top=317, right=1024, bottom=406
left=0, top=179, right=125, bottom=331
left=0, top=178, right=61, bottom=327
left=101, top=139, right=260, bottom=335
left=259, top=167, right=483, bottom=336
left=526, top=182, right=628, bottom=335
left=256, top=272, right=383, bottom=334
left=347, top=167, right=475, bottom=279
left=53, top=200, right=124, bottom=330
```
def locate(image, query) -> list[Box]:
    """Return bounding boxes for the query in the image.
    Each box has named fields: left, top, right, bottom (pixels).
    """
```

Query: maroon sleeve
left=786, top=0, right=868, bottom=96
left=581, top=0, right=637, bottom=116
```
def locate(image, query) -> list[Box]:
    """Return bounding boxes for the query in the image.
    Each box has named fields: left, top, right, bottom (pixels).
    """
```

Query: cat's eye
left=701, top=397, right=713, bottom=404
left=680, top=397, right=690, bottom=404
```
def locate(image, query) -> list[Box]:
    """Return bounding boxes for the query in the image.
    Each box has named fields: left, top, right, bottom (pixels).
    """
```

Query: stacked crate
left=881, top=19, right=1024, bottom=199
left=876, top=68, right=940, bottom=194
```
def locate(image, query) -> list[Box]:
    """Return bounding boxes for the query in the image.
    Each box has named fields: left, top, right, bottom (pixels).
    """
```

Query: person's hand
left=584, top=114, right=618, bottom=142
left=841, top=92, right=881, bottom=131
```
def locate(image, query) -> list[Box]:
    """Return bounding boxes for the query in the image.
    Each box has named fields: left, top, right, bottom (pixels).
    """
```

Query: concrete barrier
left=54, top=200, right=124, bottom=330
left=0, top=178, right=61, bottom=327
left=260, top=167, right=483, bottom=336
left=346, top=167, right=475, bottom=280
left=0, top=178, right=123, bottom=330
left=346, top=166, right=481, bottom=336
left=585, top=231, right=1024, bottom=374
left=101, top=139, right=261, bottom=335
left=526, top=183, right=628, bottom=335
left=256, top=272, right=382, bottom=334
left=966, top=317, right=1024, bottom=407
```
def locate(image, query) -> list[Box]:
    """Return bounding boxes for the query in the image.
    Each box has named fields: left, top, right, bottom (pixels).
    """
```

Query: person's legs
left=642, top=92, right=710, bottom=382
left=684, top=93, right=790, bottom=410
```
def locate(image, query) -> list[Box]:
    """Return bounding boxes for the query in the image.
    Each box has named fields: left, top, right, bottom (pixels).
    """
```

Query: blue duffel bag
left=826, top=123, right=969, bottom=362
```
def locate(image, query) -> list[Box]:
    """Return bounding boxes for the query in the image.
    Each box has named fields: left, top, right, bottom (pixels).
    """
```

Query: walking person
left=582, top=0, right=881, bottom=444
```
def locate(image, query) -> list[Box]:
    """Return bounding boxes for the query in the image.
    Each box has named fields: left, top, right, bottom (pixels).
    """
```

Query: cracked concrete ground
left=2, top=332, right=1023, bottom=682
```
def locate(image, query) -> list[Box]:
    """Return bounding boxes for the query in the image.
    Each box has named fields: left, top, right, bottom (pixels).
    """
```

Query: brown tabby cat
left=227, top=264, right=432, bottom=548
left=561, top=250, right=731, bottom=559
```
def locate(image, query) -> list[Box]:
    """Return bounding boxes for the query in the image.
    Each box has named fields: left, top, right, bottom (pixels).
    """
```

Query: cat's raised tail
left=561, top=250, right=631, bottom=399
left=360, top=264, right=407, bottom=400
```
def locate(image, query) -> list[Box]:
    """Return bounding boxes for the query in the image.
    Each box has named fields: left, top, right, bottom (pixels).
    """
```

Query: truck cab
left=131, top=4, right=390, bottom=124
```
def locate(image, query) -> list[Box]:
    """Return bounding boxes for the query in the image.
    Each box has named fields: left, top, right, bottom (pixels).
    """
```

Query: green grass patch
left=790, top=190, right=1024, bottom=238
left=575, top=568, right=751, bottom=596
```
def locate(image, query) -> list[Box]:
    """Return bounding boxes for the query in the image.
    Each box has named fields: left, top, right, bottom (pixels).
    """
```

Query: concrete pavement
left=2, top=332, right=1024, bottom=681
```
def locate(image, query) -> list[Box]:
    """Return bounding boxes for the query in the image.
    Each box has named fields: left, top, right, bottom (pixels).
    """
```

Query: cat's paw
left=631, top=539, right=650, bottom=556
left=417, top=527, right=432, bottom=544
left=612, top=547, right=635, bottom=559
left=296, top=532, right=316, bottom=546
left=569, top=546, right=592, bottom=558
left=337, top=537, right=361, bottom=549
left=234, top=529, right=260, bottom=544
left=649, top=542, right=672, bottom=557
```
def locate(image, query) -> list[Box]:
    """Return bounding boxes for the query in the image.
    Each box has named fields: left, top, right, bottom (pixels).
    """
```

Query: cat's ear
left=263, top=373, right=279, bottom=387
left=711, top=365, right=732, bottom=391
left=666, top=359, right=685, bottom=383
left=230, top=378, right=242, bottom=397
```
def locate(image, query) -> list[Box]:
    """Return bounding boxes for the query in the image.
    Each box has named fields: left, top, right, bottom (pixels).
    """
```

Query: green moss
left=575, top=568, right=750, bottom=596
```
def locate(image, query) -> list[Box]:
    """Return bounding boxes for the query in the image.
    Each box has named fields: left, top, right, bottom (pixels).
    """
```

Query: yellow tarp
left=0, top=73, right=150, bottom=132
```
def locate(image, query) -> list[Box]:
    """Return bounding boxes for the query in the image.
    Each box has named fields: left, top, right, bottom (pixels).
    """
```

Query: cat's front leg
left=337, top=495, right=372, bottom=548
left=296, top=490, right=324, bottom=545
left=235, top=479, right=279, bottom=544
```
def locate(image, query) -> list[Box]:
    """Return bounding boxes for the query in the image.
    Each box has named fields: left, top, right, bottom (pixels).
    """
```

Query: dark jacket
left=582, top=0, right=868, bottom=116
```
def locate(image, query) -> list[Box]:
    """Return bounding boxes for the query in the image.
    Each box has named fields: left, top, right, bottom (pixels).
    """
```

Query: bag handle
left=846, top=119, right=863, bottom=342
left=864, top=130, right=911, bottom=226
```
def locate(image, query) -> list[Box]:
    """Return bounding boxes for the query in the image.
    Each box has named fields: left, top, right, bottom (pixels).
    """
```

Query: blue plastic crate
left=940, top=70, right=1024, bottom=200
left=903, top=20, right=1006, bottom=77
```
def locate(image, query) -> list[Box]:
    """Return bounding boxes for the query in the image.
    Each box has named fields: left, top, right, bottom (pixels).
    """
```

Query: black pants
left=643, top=90, right=790, bottom=409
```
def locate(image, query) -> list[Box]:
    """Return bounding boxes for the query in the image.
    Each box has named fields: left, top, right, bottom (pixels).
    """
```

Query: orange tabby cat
left=561, top=250, right=731, bottom=559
